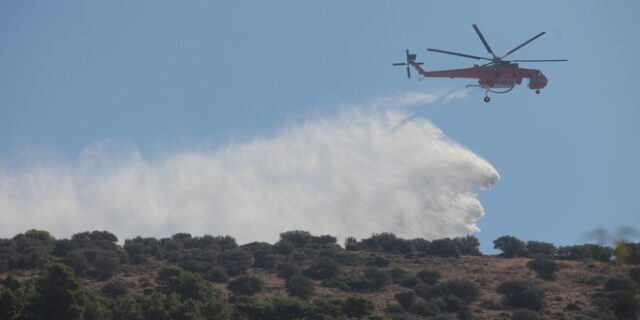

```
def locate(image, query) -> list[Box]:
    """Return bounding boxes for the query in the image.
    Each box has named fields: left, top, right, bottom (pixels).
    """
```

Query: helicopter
left=393, top=24, right=567, bottom=102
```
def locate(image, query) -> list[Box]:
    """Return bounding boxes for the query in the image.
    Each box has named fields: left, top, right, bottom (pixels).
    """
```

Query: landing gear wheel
left=535, top=89, right=540, bottom=94
left=483, top=96, right=491, bottom=103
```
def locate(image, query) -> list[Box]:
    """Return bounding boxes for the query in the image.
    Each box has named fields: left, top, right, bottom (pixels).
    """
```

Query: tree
left=157, top=266, right=216, bottom=301
left=494, top=236, right=528, bottom=258
left=526, top=241, right=557, bottom=257
left=0, top=286, right=19, bottom=320
left=113, top=294, right=143, bottom=320
left=526, top=258, right=559, bottom=281
left=227, top=276, right=263, bottom=296
left=285, top=276, right=315, bottom=300
left=219, top=249, right=254, bottom=276
left=428, top=239, right=460, bottom=258
left=304, top=257, right=340, bottom=280
left=20, top=264, right=88, bottom=320
left=280, top=230, right=312, bottom=247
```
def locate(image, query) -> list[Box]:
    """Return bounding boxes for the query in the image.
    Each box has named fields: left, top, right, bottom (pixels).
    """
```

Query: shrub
left=526, top=257, right=559, bottom=281
left=304, top=257, right=340, bottom=280
left=395, top=290, right=416, bottom=309
left=497, top=280, right=545, bottom=310
left=427, top=239, right=460, bottom=258
left=344, top=237, right=358, bottom=251
left=342, top=297, right=375, bottom=318
left=409, top=298, right=442, bottom=317
left=437, top=279, right=481, bottom=303
left=526, top=241, right=557, bottom=257
left=311, top=235, right=337, bottom=245
left=101, top=280, right=128, bottom=299
left=556, top=244, right=613, bottom=262
left=274, top=240, right=295, bottom=255
left=416, top=269, right=441, bottom=285
left=219, top=249, right=254, bottom=276
left=280, top=230, right=312, bottom=247
left=276, top=261, right=301, bottom=280
left=511, top=309, right=547, bottom=320
left=157, top=266, right=216, bottom=301
left=389, top=267, right=419, bottom=288
left=21, top=264, right=88, bottom=320
left=615, top=242, right=640, bottom=264
left=604, top=276, right=635, bottom=292
left=414, top=283, right=440, bottom=300
left=454, top=235, right=482, bottom=256
left=367, top=256, right=390, bottom=267
left=227, top=275, right=263, bottom=296
left=363, top=267, right=390, bottom=290
left=360, top=233, right=400, bottom=252
left=285, top=276, right=315, bottom=300
left=205, top=267, right=230, bottom=283
left=494, top=236, right=528, bottom=258
left=629, top=267, right=640, bottom=283
left=0, top=274, right=20, bottom=291
left=253, top=250, right=276, bottom=269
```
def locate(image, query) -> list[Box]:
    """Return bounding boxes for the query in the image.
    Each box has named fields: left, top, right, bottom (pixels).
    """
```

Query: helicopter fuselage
left=409, top=61, right=547, bottom=91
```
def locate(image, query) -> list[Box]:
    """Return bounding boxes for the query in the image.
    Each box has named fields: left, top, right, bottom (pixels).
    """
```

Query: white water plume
left=0, top=91, right=499, bottom=243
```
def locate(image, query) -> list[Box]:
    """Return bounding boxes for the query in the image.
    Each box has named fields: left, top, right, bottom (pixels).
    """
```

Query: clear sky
left=1, top=1, right=639, bottom=251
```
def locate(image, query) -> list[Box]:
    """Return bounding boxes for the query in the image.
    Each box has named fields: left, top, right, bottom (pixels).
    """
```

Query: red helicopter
left=393, top=24, right=567, bottom=102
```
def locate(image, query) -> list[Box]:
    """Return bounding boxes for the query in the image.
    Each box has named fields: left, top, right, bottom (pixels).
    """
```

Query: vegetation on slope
left=0, top=229, right=639, bottom=319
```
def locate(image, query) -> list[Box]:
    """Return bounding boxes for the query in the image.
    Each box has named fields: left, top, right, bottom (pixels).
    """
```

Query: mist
left=0, top=91, right=499, bottom=243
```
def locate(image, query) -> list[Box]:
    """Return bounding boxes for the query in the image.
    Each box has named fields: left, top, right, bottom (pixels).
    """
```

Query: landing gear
left=535, top=89, right=540, bottom=94
left=483, top=96, right=491, bottom=103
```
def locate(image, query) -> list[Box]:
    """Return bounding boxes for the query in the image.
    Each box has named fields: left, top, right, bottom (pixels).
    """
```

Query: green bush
left=304, top=257, right=340, bottom=280
left=285, top=276, right=315, bottom=300
left=511, top=309, right=547, bottom=320
left=395, top=290, right=416, bottom=309
left=526, top=257, right=559, bottom=281
left=157, top=266, right=217, bottom=301
left=219, top=249, right=254, bottom=276
left=603, top=276, right=635, bottom=292
left=280, top=230, right=313, bottom=247
left=497, top=280, right=545, bottom=310
left=408, top=298, right=443, bottom=317
left=427, top=239, right=460, bottom=258
left=629, top=267, right=640, bottom=283
left=344, top=237, right=358, bottom=251
left=21, top=263, right=88, bottom=320
left=342, top=297, right=375, bottom=318
left=390, top=267, right=420, bottom=288
left=526, top=241, right=557, bottom=257
left=205, top=267, right=230, bottom=283
left=101, top=280, right=128, bottom=299
left=276, top=261, right=301, bottom=280
left=454, top=235, right=482, bottom=256
left=494, top=236, right=528, bottom=258
left=416, top=269, right=441, bottom=285
left=556, top=244, right=613, bottom=262
left=437, top=279, right=481, bottom=303
left=227, top=275, right=263, bottom=296
left=363, top=267, right=390, bottom=290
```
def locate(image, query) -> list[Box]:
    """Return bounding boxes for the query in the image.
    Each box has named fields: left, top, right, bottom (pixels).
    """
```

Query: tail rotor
left=393, top=49, right=423, bottom=79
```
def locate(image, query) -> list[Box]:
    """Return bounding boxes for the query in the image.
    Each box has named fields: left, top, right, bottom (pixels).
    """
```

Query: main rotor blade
left=472, top=24, right=495, bottom=57
left=392, top=63, right=408, bottom=66
left=512, top=59, right=568, bottom=62
left=427, top=48, right=492, bottom=61
left=502, top=32, right=545, bottom=59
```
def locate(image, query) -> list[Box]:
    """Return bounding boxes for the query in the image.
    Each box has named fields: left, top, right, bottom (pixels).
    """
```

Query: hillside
left=0, top=230, right=639, bottom=319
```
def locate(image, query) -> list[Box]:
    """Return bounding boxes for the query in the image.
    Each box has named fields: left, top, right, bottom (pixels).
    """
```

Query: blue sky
left=1, top=1, right=639, bottom=251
